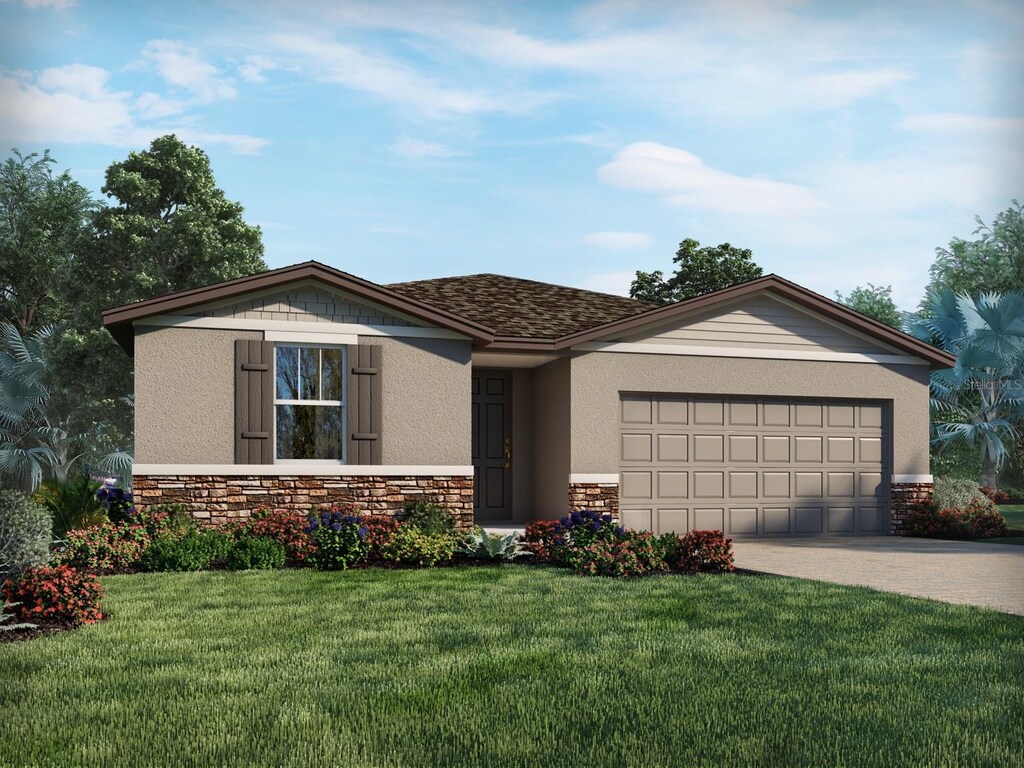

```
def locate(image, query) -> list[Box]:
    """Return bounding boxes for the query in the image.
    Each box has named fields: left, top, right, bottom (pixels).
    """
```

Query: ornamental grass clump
left=306, top=507, right=367, bottom=570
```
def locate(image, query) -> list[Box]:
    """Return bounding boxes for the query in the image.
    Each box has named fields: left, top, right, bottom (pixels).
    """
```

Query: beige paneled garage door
left=618, top=396, right=889, bottom=536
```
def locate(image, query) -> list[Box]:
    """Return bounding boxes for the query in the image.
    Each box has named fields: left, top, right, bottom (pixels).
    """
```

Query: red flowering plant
left=562, top=531, right=669, bottom=578
left=238, top=508, right=317, bottom=564
left=979, top=486, right=1011, bottom=504
left=3, top=565, right=103, bottom=627
left=360, top=515, right=400, bottom=559
left=522, top=520, right=560, bottom=562
left=675, top=530, right=735, bottom=574
left=53, top=521, right=151, bottom=573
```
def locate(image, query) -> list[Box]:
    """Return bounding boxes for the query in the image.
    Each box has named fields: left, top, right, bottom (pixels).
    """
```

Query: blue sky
left=1, top=0, right=1022, bottom=309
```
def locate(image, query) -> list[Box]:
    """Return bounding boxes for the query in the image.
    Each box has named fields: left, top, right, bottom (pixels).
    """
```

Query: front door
left=472, top=369, right=513, bottom=521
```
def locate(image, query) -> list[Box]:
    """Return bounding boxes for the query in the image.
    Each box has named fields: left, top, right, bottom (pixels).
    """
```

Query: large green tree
left=49, top=135, right=267, bottom=454
left=927, top=200, right=1024, bottom=296
left=630, top=238, right=762, bottom=305
left=834, top=283, right=902, bottom=328
left=0, top=150, right=93, bottom=332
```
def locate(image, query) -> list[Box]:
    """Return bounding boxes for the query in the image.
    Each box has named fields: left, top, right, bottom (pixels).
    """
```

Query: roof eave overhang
left=552, top=275, right=956, bottom=369
left=102, top=261, right=496, bottom=355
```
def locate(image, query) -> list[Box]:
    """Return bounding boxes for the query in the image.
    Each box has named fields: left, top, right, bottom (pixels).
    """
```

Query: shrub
left=53, top=521, right=150, bottom=573
left=979, top=486, right=1011, bottom=504
left=401, top=501, right=457, bottom=535
left=3, top=565, right=102, bottom=627
left=96, top=484, right=134, bottom=523
left=522, top=520, right=560, bottom=561
left=361, top=515, right=400, bottom=558
left=129, top=504, right=195, bottom=539
left=0, top=491, right=52, bottom=582
left=458, top=529, right=529, bottom=561
left=553, top=510, right=622, bottom=553
left=141, top=529, right=233, bottom=572
left=306, top=508, right=367, bottom=570
left=902, top=503, right=970, bottom=540
left=226, top=536, right=287, bottom=571
left=380, top=525, right=457, bottom=567
left=676, top=530, right=735, bottom=574
left=562, top=531, right=669, bottom=578
left=932, top=477, right=985, bottom=511
left=240, top=508, right=316, bottom=563
left=34, top=473, right=106, bottom=540
left=969, top=510, right=1008, bottom=539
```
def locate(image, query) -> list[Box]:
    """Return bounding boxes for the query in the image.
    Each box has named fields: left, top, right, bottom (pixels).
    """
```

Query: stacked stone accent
left=890, top=482, right=933, bottom=535
left=568, top=482, right=619, bottom=516
left=133, top=475, right=475, bottom=528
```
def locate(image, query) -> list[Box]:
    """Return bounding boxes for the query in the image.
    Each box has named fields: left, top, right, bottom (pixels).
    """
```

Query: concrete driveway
left=733, top=536, right=1024, bottom=615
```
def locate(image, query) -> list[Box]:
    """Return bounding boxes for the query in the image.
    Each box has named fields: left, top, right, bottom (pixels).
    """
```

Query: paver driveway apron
left=733, top=536, right=1024, bottom=615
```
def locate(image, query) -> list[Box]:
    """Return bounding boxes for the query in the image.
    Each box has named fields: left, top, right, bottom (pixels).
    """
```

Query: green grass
left=2, top=568, right=1022, bottom=768
left=999, top=504, right=1024, bottom=529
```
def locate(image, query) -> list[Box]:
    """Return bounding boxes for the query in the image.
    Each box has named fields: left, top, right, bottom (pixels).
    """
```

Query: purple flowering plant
left=306, top=506, right=368, bottom=570
left=553, top=510, right=623, bottom=551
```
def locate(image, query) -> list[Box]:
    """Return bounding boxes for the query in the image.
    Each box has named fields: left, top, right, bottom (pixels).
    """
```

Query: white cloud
left=139, top=40, right=236, bottom=102
left=898, top=112, right=1024, bottom=135
left=390, top=136, right=466, bottom=159
left=0, top=64, right=265, bottom=155
left=576, top=270, right=635, bottom=297
left=599, top=142, right=825, bottom=217
left=237, top=55, right=277, bottom=84
left=269, top=32, right=553, bottom=118
left=19, top=0, right=75, bottom=8
left=584, top=231, right=652, bottom=250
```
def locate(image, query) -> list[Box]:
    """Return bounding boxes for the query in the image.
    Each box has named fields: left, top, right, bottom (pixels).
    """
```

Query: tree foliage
left=927, top=200, right=1024, bottom=297
left=47, top=135, right=267, bottom=452
left=630, top=238, right=762, bottom=305
left=834, top=283, right=902, bottom=328
left=0, top=150, right=93, bottom=333
left=905, top=287, right=1024, bottom=489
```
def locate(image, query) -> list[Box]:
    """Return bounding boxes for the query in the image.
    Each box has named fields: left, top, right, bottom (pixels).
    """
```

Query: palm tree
left=905, top=288, right=1024, bottom=488
left=0, top=323, right=62, bottom=491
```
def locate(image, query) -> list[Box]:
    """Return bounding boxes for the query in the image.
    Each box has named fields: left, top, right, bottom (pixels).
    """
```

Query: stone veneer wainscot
left=890, top=482, right=933, bottom=535
left=568, top=482, right=619, bottom=516
left=134, top=475, right=474, bottom=528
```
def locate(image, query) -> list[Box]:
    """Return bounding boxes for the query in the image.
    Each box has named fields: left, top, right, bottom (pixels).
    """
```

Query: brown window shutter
left=235, top=339, right=274, bottom=464
left=346, top=344, right=382, bottom=465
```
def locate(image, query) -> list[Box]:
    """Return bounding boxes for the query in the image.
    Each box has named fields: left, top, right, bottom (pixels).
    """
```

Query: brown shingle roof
left=387, top=273, right=656, bottom=338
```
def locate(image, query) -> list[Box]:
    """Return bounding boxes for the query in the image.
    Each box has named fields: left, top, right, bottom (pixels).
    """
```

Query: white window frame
left=272, top=344, right=347, bottom=465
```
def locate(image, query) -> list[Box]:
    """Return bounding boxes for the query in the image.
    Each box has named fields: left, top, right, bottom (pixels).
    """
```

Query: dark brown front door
left=472, top=369, right=512, bottom=521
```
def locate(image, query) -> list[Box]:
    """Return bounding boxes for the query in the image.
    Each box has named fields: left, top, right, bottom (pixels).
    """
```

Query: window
left=274, top=346, right=345, bottom=461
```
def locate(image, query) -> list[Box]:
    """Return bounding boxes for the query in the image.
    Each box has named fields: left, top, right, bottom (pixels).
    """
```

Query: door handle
left=504, top=437, right=512, bottom=470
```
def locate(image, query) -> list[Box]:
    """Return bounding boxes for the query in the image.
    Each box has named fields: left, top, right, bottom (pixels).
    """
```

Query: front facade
left=104, top=262, right=953, bottom=536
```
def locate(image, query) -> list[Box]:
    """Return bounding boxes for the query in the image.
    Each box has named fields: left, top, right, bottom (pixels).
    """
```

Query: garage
left=618, top=395, right=889, bottom=536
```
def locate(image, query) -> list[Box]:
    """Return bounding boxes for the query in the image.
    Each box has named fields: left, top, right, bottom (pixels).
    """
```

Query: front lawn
left=2, top=568, right=1022, bottom=767
left=999, top=504, right=1024, bottom=529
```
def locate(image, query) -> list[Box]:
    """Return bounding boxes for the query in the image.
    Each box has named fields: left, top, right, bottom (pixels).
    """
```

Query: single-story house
left=103, top=261, right=952, bottom=536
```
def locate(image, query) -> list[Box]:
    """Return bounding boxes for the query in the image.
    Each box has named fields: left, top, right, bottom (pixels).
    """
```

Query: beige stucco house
left=103, top=261, right=953, bottom=536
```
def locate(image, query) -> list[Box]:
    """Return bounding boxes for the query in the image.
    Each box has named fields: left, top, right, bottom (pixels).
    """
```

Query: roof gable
left=102, top=262, right=496, bottom=354
left=618, top=293, right=903, bottom=356
left=555, top=275, right=955, bottom=369
left=185, top=281, right=420, bottom=328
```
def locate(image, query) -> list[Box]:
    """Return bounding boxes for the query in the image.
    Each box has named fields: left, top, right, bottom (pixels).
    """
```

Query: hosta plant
left=458, top=529, right=530, bottom=562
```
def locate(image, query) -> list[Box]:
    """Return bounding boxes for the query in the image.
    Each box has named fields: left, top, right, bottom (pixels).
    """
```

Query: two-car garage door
left=618, top=395, right=890, bottom=536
